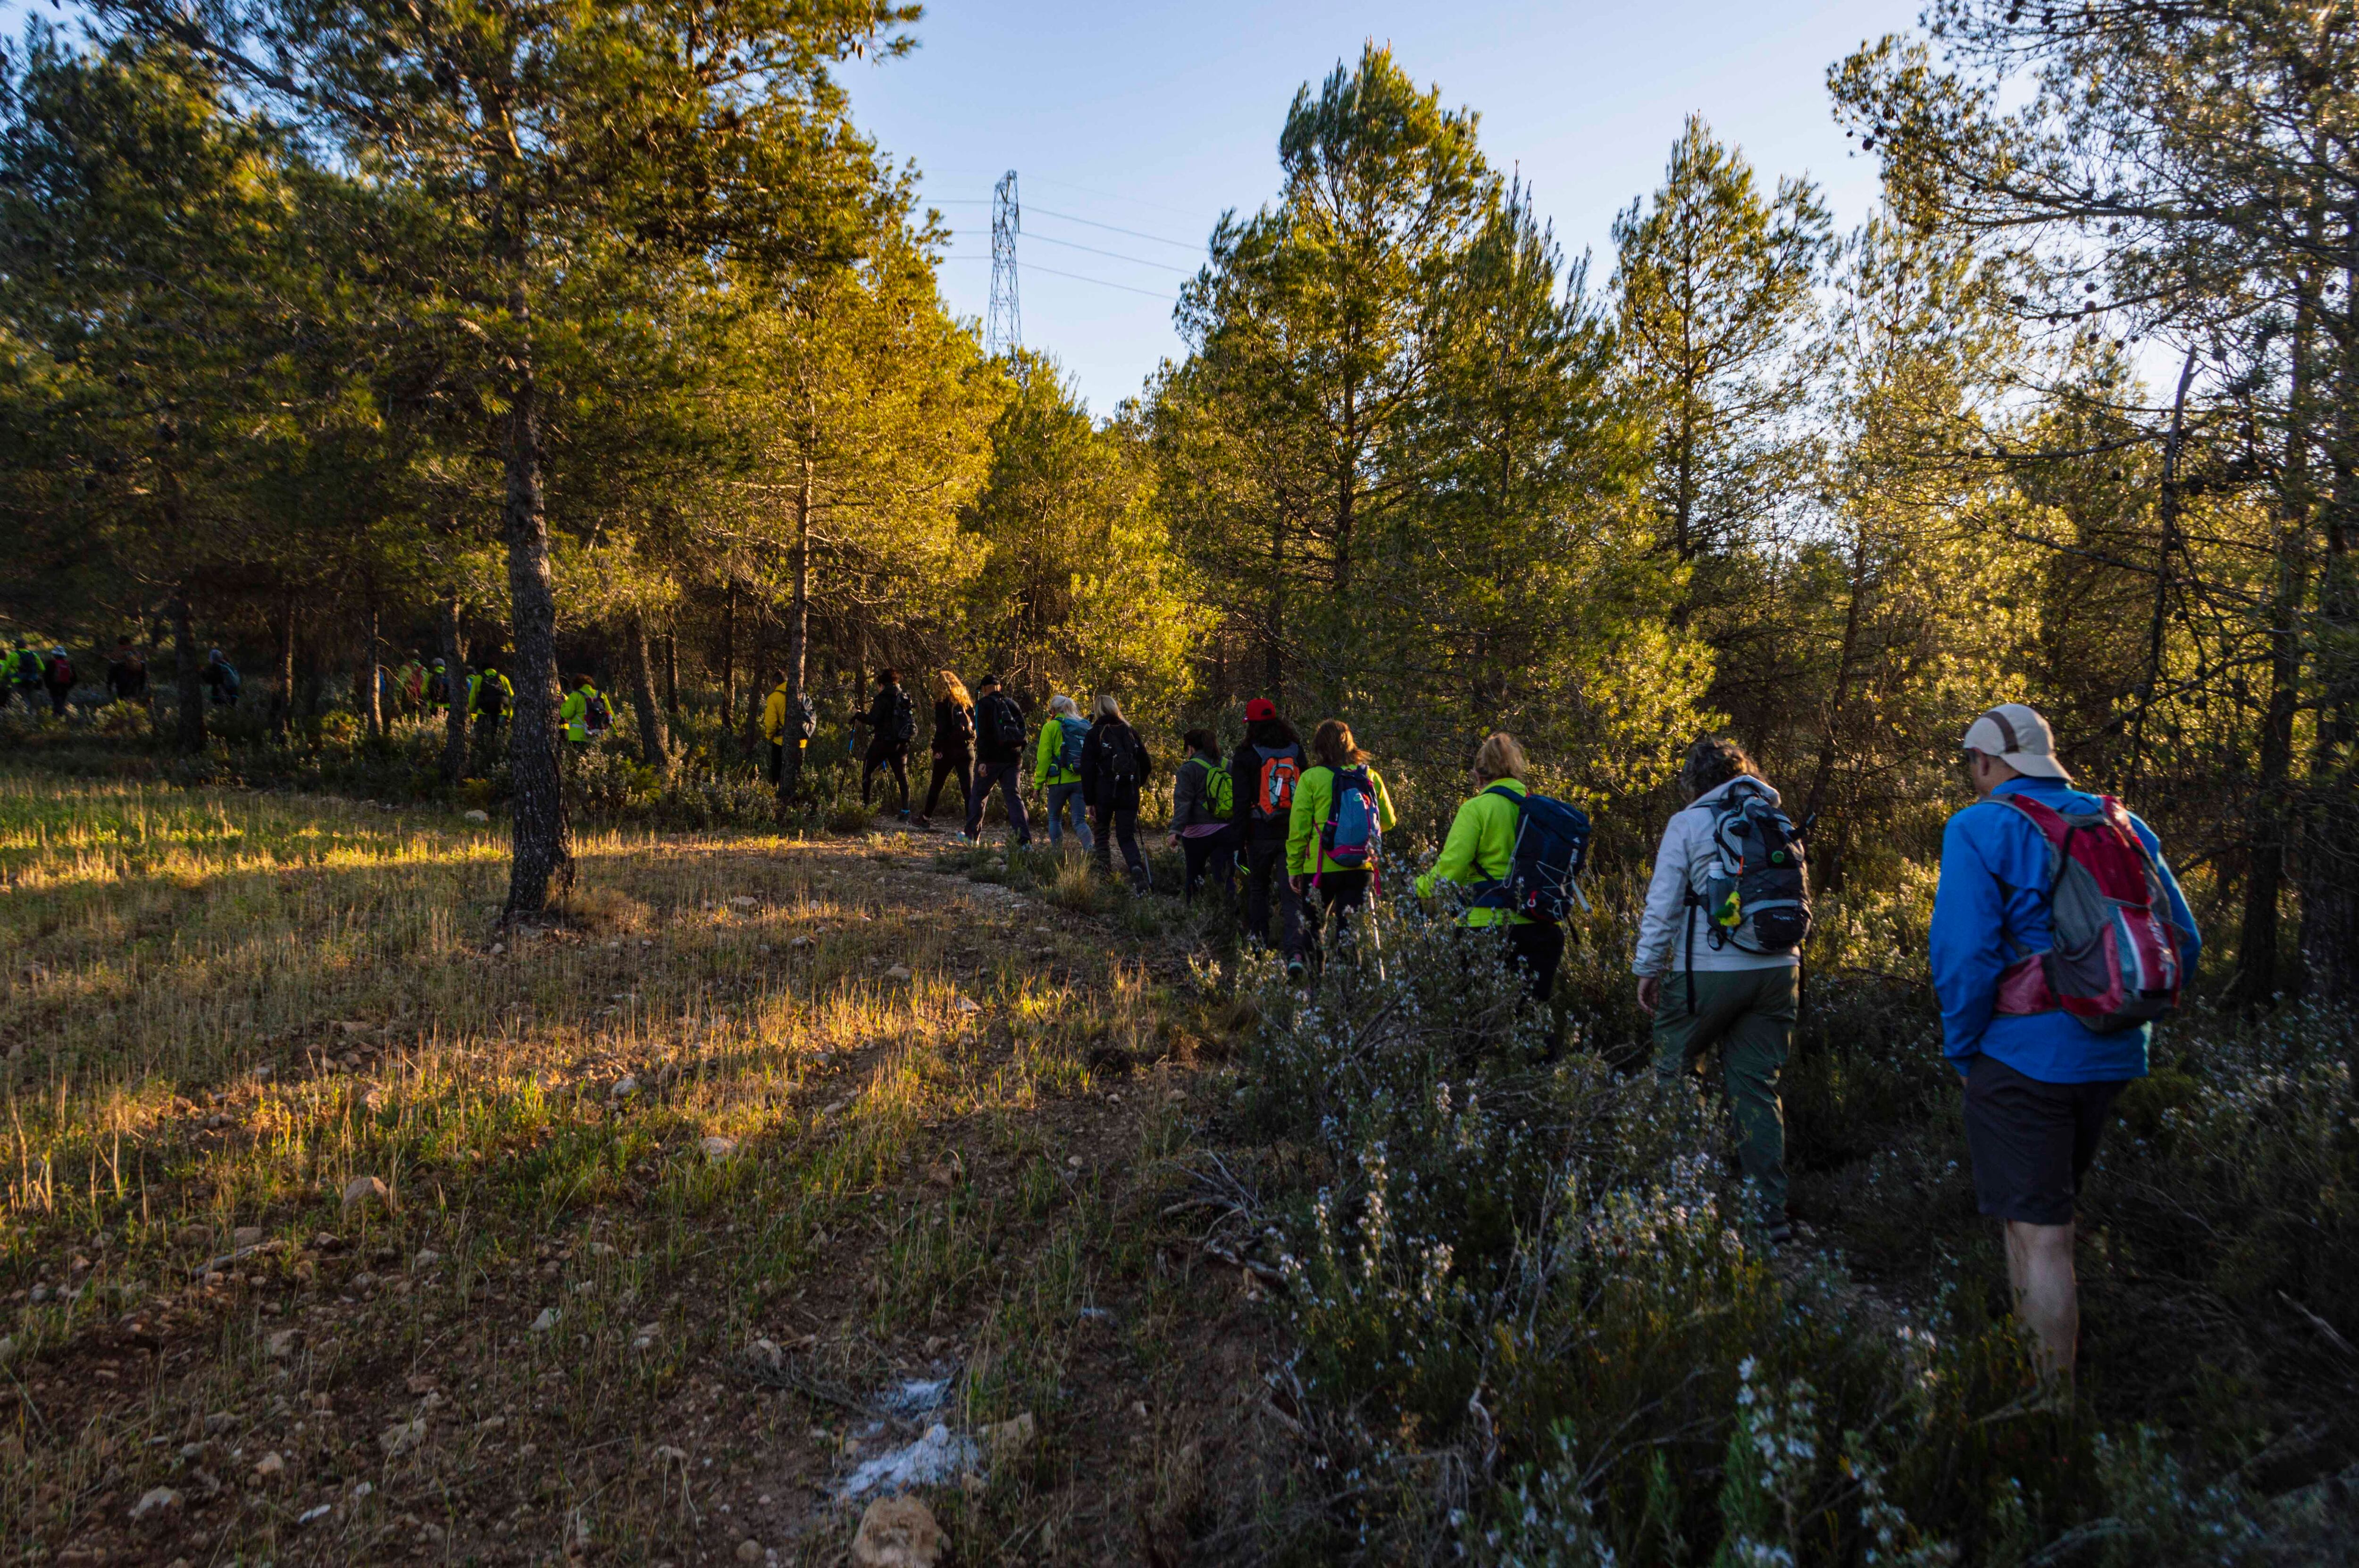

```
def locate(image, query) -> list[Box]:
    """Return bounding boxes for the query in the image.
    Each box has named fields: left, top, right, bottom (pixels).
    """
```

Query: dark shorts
left=1962, top=1053, right=2125, bottom=1226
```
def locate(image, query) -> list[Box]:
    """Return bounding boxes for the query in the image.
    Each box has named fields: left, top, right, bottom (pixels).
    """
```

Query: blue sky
left=847, top=0, right=1928, bottom=412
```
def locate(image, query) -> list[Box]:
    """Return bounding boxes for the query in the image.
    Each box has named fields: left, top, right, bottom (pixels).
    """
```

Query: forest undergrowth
left=0, top=752, right=2354, bottom=1564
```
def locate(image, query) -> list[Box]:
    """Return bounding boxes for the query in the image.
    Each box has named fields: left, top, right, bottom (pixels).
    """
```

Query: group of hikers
left=781, top=669, right=2193, bottom=1389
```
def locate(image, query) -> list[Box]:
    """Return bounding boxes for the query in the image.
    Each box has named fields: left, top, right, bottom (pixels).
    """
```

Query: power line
left=1020, top=173, right=1213, bottom=223
left=1020, top=262, right=1174, bottom=302
left=1026, top=231, right=1193, bottom=274
left=1029, top=206, right=1204, bottom=251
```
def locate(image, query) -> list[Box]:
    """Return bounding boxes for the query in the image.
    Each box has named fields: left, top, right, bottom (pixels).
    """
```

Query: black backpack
left=1690, top=781, right=1811, bottom=957
left=887, top=688, right=915, bottom=744
left=982, top=693, right=1025, bottom=753
left=584, top=691, right=611, bottom=733
left=477, top=677, right=503, bottom=718
left=1106, top=723, right=1142, bottom=789
left=945, top=701, right=976, bottom=748
left=793, top=693, right=818, bottom=742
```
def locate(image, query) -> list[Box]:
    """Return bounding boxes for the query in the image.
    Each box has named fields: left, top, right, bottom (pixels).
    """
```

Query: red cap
left=1244, top=698, right=1277, bottom=721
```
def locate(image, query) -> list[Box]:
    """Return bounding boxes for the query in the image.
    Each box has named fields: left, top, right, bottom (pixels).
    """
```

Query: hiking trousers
left=1652, top=965, right=1796, bottom=1221
left=1182, top=826, right=1238, bottom=906
left=967, top=759, right=1030, bottom=842
left=1092, top=804, right=1149, bottom=891
left=1243, top=838, right=1300, bottom=956
left=1303, top=870, right=1371, bottom=974
left=1044, top=781, right=1094, bottom=849
left=863, top=740, right=910, bottom=811
left=925, top=749, right=972, bottom=817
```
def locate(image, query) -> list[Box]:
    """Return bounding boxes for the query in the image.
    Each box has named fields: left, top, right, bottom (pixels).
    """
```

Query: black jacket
left=974, top=691, right=1027, bottom=766
left=933, top=697, right=975, bottom=756
left=1079, top=718, right=1151, bottom=812
left=861, top=683, right=913, bottom=747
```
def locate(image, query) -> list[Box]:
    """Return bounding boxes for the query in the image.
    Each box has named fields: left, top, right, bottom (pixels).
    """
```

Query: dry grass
left=0, top=771, right=1279, bottom=1564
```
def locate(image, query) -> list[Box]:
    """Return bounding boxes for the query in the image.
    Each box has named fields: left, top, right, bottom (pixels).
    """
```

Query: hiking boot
left=1764, top=1216, right=1795, bottom=1248
left=1284, top=958, right=1307, bottom=987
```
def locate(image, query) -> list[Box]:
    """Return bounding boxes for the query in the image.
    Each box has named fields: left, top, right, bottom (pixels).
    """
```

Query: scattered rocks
left=530, top=1307, right=561, bottom=1333
left=735, top=1540, right=763, bottom=1564
left=411, top=1250, right=441, bottom=1271
left=378, top=1418, right=427, bottom=1457
left=253, top=1451, right=286, bottom=1481
left=609, top=1076, right=639, bottom=1101
left=701, top=1135, right=739, bottom=1159
left=266, top=1328, right=300, bottom=1359
left=130, top=1486, right=182, bottom=1522
left=341, top=1176, right=394, bottom=1218
left=852, top=1495, right=946, bottom=1568
left=463, top=809, right=490, bottom=824
left=232, top=1225, right=263, bottom=1248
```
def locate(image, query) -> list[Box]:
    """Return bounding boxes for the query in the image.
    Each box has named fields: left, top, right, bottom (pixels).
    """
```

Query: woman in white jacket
left=1633, top=735, right=1799, bottom=1244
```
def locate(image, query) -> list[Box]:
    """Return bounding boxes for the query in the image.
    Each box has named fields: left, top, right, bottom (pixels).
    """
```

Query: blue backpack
left=1055, top=716, right=1089, bottom=772
left=1319, top=766, right=1382, bottom=875
left=1472, top=786, right=1593, bottom=920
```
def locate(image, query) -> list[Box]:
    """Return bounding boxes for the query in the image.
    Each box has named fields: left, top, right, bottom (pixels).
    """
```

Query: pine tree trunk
left=780, top=455, right=814, bottom=806
left=440, top=590, right=469, bottom=785
left=662, top=632, right=678, bottom=722
left=623, top=614, right=670, bottom=768
left=2295, top=240, right=2359, bottom=1002
left=720, top=578, right=738, bottom=744
left=169, top=584, right=204, bottom=754
left=358, top=595, right=383, bottom=738
left=499, top=285, right=571, bottom=916
left=272, top=596, right=295, bottom=742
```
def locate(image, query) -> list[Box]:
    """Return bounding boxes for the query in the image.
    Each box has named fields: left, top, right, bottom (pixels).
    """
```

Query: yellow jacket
left=1416, top=777, right=1533, bottom=926
left=1286, top=762, right=1397, bottom=879
left=760, top=683, right=792, bottom=745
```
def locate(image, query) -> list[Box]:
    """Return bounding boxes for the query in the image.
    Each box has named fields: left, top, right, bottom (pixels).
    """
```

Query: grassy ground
left=0, top=770, right=1283, bottom=1565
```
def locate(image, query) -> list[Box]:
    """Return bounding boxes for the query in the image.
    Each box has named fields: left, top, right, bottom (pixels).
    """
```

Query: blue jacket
left=1928, top=776, right=2199, bottom=1084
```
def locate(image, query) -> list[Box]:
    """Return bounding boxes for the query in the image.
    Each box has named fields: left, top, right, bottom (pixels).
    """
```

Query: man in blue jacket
left=1931, top=702, right=2199, bottom=1387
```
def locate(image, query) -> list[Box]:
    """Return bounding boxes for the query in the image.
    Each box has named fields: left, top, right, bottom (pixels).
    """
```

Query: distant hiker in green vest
left=10, top=639, right=44, bottom=709
left=1033, top=694, right=1094, bottom=850
left=1286, top=718, right=1397, bottom=981
left=1171, top=728, right=1237, bottom=908
left=559, top=674, right=603, bottom=745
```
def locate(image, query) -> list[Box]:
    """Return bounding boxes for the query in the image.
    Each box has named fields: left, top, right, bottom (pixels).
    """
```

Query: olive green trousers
left=1652, top=965, right=1797, bottom=1220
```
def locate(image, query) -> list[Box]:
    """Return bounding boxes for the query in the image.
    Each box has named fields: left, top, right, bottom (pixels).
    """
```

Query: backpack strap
left=1991, top=791, right=2073, bottom=879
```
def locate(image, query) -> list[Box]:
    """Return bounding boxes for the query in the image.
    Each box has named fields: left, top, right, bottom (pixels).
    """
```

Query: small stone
left=463, top=809, right=490, bottom=824
left=411, top=1250, right=441, bottom=1271
left=341, top=1176, right=395, bottom=1218
left=701, top=1135, right=738, bottom=1159
left=232, top=1226, right=263, bottom=1248
left=266, top=1328, right=300, bottom=1359
left=885, top=964, right=912, bottom=981
left=729, top=896, right=758, bottom=908
left=747, top=1337, right=784, bottom=1370
left=610, top=1076, right=639, bottom=1101
left=654, top=1444, right=687, bottom=1463
left=253, top=1451, right=286, bottom=1480
left=852, top=1495, right=946, bottom=1568
left=981, top=1410, right=1036, bottom=1458
left=379, top=1418, right=427, bottom=1457
left=1065, top=1155, right=1083, bottom=1169
left=736, top=1540, right=762, bottom=1564
left=130, top=1485, right=182, bottom=1521
left=790, top=936, right=813, bottom=949
left=531, top=1307, right=560, bottom=1333
left=0, top=1335, right=14, bottom=1365
left=951, top=997, right=981, bottom=1015
left=490, top=942, right=506, bottom=956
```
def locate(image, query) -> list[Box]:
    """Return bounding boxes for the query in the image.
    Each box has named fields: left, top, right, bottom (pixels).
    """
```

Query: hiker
left=759, top=670, right=814, bottom=789
left=426, top=658, right=452, bottom=712
left=106, top=638, right=148, bottom=705
left=42, top=647, right=74, bottom=716
left=559, top=674, right=606, bottom=746
left=12, top=640, right=46, bottom=710
left=469, top=662, right=512, bottom=741
left=965, top=674, right=1032, bottom=845
left=1230, top=700, right=1306, bottom=961
left=1932, top=703, right=2198, bottom=1385
left=1633, top=735, right=1809, bottom=1247
left=1416, top=732, right=1568, bottom=1009
left=920, top=670, right=976, bottom=827
left=1286, top=718, right=1397, bottom=981
left=201, top=648, right=241, bottom=708
left=398, top=654, right=429, bottom=717
left=850, top=667, right=914, bottom=820
left=1171, top=727, right=1238, bottom=907
left=1033, top=694, right=1095, bottom=850
left=1078, top=692, right=1153, bottom=892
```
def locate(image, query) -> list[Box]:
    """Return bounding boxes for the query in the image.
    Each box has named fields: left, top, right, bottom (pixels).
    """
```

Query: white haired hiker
left=1033, top=693, right=1094, bottom=850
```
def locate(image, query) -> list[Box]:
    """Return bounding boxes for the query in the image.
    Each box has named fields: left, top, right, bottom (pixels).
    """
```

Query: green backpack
left=1196, top=756, right=1234, bottom=821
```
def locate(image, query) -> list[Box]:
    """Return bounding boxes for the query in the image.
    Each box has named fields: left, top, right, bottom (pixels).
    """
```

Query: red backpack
left=1992, top=793, right=2185, bottom=1034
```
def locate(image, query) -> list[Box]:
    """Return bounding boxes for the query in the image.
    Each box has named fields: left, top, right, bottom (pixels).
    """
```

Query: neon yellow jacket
left=468, top=670, right=512, bottom=715
left=760, top=683, right=793, bottom=745
left=1035, top=717, right=1083, bottom=788
left=559, top=686, right=595, bottom=743
left=1286, top=762, right=1397, bottom=879
left=1416, top=777, right=1534, bottom=927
